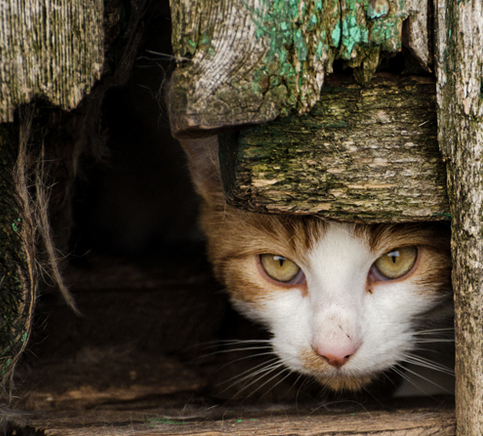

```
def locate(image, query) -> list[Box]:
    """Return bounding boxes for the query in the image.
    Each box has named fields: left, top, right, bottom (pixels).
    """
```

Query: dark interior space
left=13, top=0, right=324, bottom=419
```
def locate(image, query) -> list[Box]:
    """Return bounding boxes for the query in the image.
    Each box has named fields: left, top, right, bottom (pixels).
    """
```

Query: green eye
left=260, top=254, right=301, bottom=283
left=374, top=246, right=418, bottom=279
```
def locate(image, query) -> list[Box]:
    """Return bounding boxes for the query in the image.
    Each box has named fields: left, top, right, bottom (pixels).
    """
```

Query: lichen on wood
left=219, top=74, right=449, bottom=223
left=169, top=0, right=433, bottom=136
left=0, top=0, right=104, bottom=123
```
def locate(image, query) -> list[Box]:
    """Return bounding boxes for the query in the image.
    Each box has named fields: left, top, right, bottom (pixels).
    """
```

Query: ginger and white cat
left=182, top=136, right=454, bottom=396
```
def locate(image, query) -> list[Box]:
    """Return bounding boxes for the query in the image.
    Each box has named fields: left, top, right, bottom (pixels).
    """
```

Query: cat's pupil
left=260, top=254, right=302, bottom=283
left=390, top=251, right=399, bottom=263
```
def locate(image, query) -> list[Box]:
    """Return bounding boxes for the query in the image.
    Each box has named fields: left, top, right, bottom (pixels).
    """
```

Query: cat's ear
left=179, top=136, right=224, bottom=204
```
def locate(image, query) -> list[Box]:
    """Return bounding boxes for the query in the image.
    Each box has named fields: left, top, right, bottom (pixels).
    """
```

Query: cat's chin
left=316, top=374, right=375, bottom=392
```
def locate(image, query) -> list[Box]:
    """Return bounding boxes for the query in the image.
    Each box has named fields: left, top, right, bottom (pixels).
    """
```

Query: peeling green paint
left=170, top=0, right=414, bottom=131
left=187, top=39, right=196, bottom=50
left=331, top=23, right=342, bottom=46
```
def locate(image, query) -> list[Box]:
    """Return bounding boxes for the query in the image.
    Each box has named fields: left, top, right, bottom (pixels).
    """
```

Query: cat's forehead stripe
left=366, top=224, right=451, bottom=254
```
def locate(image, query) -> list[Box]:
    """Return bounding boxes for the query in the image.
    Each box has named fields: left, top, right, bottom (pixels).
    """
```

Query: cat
left=181, top=135, right=454, bottom=396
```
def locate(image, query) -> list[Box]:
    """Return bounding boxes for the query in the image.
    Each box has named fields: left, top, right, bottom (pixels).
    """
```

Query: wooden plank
left=435, top=0, right=483, bottom=434
left=0, top=0, right=104, bottom=122
left=22, top=402, right=456, bottom=435
left=220, top=74, right=449, bottom=222
left=168, top=0, right=432, bottom=136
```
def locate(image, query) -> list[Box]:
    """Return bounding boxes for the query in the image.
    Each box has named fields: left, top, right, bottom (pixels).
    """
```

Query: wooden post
left=435, top=1, right=483, bottom=434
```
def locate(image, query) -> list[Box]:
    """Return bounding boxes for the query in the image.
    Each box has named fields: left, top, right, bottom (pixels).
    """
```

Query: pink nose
left=316, top=345, right=358, bottom=369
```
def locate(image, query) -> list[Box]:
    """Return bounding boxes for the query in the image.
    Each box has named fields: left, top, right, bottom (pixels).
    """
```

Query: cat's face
left=182, top=137, right=452, bottom=392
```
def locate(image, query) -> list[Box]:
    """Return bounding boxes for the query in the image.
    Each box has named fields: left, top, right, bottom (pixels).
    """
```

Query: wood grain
left=0, top=0, right=104, bottom=122
left=220, top=74, right=449, bottom=222
left=435, top=0, right=483, bottom=434
left=168, top=0, right=432, bottom=136
left=22, top=402, right=456, bottom=435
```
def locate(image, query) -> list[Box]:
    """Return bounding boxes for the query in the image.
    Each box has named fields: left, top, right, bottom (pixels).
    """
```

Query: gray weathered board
left=0, top=0, right=104, bottom=123
left=22, top=406, right=456, bottom=436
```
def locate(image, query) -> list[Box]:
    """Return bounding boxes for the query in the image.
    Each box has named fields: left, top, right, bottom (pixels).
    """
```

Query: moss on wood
left=220, top=74, right=449, bottom=223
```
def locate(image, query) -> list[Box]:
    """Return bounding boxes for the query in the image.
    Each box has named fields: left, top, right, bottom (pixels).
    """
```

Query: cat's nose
left=316, top=345, right=358, bottom=369
left=319, top=353, right=352, bottom=368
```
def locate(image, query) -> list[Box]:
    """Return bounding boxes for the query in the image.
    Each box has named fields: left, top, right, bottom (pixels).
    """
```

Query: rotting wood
left=219, top=74, right=449, bottom=223
left=168, top=0, right=432, bottom=137
left=435, top=1, right=483, bottom=435
left=0, top=0, right=104, bottom=123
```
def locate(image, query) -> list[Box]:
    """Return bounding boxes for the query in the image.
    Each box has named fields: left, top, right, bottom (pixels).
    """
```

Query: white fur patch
left=235, top=222, right=453, bottom=394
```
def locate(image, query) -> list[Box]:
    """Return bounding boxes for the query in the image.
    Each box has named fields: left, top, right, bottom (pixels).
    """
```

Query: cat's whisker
left=199, top=339, right=272, bottom=350
left=214, top=352, right=279, bottom=374
left=199, top=346, right=273, bottom=359
left=290, top=372, right=307, bottom=404
left=379, top=370, right=400, bottom=389
left=237, top=365, right=290, bottom=399
left=218, top=357, right=281, bottom=389
left=191, top=339, right=273, bottom=362
left=402, top=354, right=454, bottom=376
left=211, top=339, right=272, bottom=345
left=413, top=338, right=454, bottom=344
left=225, top=361, right=287, bottom=399
left=414, top=328, right=454, bottom=335
left=392, top=365, right=427, bottom=394
left=252, top=366, right=295, bottom=400
left=395, top=362, right=453, bottom=394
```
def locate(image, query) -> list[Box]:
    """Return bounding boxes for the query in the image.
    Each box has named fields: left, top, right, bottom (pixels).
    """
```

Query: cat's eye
left=373, top=246, right=418, bottom=280
left=259, top=254, right=304, bottom=284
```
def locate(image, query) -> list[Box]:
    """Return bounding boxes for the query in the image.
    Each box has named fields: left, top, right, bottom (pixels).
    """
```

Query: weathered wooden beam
left=219, top=74, right=449, bottom=222
left=169, top=0, right=432, bottom=137
left=435, top=1, right=483, bottom=435
left=0, top=0, right=104, bottom=122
